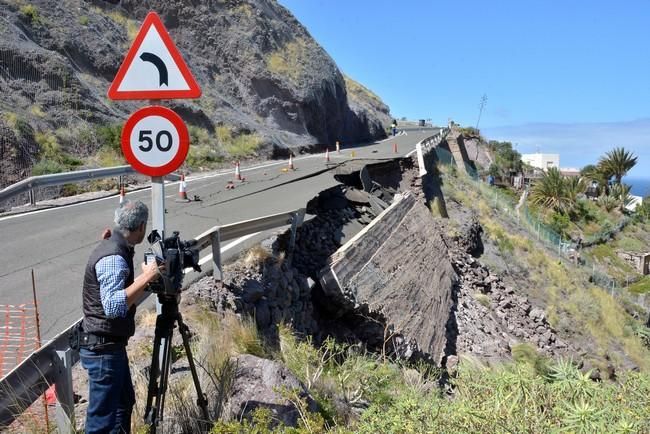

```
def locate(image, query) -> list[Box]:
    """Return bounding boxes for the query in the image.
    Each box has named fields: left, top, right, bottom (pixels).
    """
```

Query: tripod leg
left=144, top=309, right=175, bottom=433
left=144, top=322, right=163, bottom=425
left=157, top=325, right=174, bottom=427
left=177, top=313, right=210, bottom=426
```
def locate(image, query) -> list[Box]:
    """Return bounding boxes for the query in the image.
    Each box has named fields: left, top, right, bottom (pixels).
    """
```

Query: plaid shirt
left=95, top=255, right=129, bottom=318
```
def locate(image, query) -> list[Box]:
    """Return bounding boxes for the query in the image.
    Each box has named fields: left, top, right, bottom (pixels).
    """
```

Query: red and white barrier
left=119, top=186, right=125, bottom=204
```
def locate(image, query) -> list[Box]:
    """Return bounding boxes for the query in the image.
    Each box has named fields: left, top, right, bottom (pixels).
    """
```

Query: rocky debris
left=222, top=354, right=318, bottom=428
left=187, top=256, right=318, bottom=338
left=283, top=185, right=388, bottom=279
left=439, top=220, right=572, bottom=363
left=462, top=136, right=493, bottom=169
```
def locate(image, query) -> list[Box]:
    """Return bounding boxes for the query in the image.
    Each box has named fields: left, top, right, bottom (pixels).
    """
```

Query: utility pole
left=476, top=94, right=487, bottom=130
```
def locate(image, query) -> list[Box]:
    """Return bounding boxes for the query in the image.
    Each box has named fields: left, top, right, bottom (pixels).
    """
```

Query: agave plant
left=565, top=176, right=587, bottom=204
left=530, top=167, right=575, bottom=213
left=609, top=183, right=633, bottom=211
left=597, top=147, right=638, bottom=185
left=598, top=195, right=618, bottom=212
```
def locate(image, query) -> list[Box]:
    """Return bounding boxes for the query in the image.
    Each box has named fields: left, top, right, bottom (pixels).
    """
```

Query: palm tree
left=530, top=167, right=574, bottom=213
left=597, top=147, right=638, bottom=185
left=565, top=176, right=586, bottom=205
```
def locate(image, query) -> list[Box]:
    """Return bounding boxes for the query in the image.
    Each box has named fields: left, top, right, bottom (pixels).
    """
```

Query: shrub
left=31, top=159, right=65, bottom=175
left=19, top=4, right=40, bottom=24
left=548, top=211, right=571, bottom=237
left=95, top=124, right=122, bottom=153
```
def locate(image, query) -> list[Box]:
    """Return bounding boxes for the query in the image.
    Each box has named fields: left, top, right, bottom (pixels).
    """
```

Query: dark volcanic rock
left=0, top=0, right=391, bottom=187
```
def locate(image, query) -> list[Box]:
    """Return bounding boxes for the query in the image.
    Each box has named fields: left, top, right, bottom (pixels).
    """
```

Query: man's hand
left=141, top=261, right=163, bottom=282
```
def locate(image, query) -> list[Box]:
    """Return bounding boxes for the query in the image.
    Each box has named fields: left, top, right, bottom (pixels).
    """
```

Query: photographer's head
left=114, top=200, right=149, bottom=245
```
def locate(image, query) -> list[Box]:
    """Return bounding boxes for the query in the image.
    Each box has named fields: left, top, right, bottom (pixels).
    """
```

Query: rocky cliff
left=0, top=0, right=391, bottom=187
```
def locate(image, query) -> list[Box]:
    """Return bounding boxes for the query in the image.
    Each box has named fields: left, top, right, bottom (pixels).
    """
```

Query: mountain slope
left=0, top=0, right=391, bottom=187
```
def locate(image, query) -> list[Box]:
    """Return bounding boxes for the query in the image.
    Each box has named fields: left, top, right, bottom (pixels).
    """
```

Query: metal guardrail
left=0, top=207, right=305, bottom=431
left=415, top=127, right=450, bottom=176
left=0, top=166, right=181, bottom=207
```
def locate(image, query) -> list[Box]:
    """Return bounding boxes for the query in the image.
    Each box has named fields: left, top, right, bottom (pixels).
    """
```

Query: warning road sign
left=108, top=12, right=201, bottom=100
left=121, top=106, right=189, bottom=176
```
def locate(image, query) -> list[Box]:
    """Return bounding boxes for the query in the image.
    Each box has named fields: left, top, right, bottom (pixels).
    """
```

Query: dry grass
left=266, top=38, right=311, bottom=84
left=129, top=304, right=268, bottom=432
left=242, top=245, right=272, bottom=268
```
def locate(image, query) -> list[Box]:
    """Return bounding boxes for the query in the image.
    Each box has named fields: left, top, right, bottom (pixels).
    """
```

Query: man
left=80, top=200, right=161, bottom=433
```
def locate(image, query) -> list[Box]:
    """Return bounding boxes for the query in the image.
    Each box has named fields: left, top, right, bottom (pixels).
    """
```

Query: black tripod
left=144, top=295, right=209, bottom=433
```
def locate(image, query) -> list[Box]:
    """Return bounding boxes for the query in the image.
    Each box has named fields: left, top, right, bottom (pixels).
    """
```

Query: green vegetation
left=486, top=140, right=523, bottom=178
left=628, top=276, right=650, bottom=294
left=344, top=75, right=383, bottom=107
left=439, top=166, right=650, bottom=371
left=266, top=38, right=311, bottom=83
left=217, top=125, right=262, bottom=158
left=19, top=4, right=41, bottom=25
left=598, top=147, right=638, bottom=185
left=192, top=307, right=650, bottom=433
left=32, top=131, right=83, bottom=175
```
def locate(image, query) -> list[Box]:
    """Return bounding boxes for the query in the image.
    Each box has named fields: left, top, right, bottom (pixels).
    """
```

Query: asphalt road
left=0, top=127, right=439, bottom=340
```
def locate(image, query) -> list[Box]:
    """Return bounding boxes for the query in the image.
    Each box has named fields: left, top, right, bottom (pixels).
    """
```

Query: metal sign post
left=107, top=11, right=202, bottom=430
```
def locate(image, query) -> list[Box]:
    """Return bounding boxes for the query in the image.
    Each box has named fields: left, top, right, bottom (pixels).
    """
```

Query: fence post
left=54, top=349, right=75, bottom=433
left=211, top=229, right=223, bottom=283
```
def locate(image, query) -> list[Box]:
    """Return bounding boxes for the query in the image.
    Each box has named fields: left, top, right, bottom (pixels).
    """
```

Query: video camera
left=144, top=230, right=201, bottom=295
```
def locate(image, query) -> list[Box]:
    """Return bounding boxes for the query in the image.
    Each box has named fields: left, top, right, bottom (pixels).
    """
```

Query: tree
left=487, top=140, right=523, bottom=175
left=597, top=147, right=637, bottom=185
left=530, top=167, right=574, bottom=213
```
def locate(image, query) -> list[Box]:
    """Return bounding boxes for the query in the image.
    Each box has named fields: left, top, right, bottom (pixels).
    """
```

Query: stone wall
left=617, top=251, right=650, bottom=275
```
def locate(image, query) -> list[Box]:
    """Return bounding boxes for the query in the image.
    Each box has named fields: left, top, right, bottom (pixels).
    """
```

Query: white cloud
left=482, top=119, right=650, bottom=178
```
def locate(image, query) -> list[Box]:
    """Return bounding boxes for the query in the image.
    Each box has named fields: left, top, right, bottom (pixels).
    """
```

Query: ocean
left=625, top=177, right=650, bottom=197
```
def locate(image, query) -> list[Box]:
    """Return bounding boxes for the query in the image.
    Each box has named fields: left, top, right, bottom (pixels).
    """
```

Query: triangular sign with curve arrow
left=108, top=11, right=201, bottom=100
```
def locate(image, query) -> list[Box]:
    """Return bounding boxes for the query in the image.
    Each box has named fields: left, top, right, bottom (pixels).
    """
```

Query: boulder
left=223, top=355, right=317, bottom=427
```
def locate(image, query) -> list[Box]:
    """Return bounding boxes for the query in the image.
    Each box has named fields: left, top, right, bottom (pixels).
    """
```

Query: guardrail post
left=29, top=188, right=36, bottom=206
left=211, top=229, right=223, bottom=282
left=54, top=349, right=75, bottom=433
left=287, top=209, right=305, bottom=264
left=416, top=143, right=427, bottom=177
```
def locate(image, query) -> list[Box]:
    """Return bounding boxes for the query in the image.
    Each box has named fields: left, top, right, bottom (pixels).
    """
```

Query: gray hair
left=114, top=200, right=148, bottom=232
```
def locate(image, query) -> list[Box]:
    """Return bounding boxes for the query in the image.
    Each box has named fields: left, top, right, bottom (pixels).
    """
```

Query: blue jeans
left=81, top=346, right=135, bottom=434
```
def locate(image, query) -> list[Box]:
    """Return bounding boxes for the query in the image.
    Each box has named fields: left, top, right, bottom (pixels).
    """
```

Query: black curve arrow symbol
left=139, top=52, right=168, bottom=87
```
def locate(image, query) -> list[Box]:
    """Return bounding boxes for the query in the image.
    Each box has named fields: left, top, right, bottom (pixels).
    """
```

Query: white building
left=522, top=153, right=560, bottom=171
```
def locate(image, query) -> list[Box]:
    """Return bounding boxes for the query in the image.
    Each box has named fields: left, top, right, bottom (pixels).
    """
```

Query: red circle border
left=121, top=106, right=189, bottom=177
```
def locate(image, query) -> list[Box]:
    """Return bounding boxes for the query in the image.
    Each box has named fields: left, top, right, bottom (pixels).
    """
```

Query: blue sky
left=278, top=0, right=650, bottom=178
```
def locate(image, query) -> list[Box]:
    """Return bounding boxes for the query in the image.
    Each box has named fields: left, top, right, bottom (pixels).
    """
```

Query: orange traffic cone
left=176, top=174, right=190, bottom=202
left=289, top=154, right=294, bottom=170
left=235, top=161, right=242, bottom=180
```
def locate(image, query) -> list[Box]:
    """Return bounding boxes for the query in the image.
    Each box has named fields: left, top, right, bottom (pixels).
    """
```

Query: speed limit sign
left=121, top=106, right=189, bottom=177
